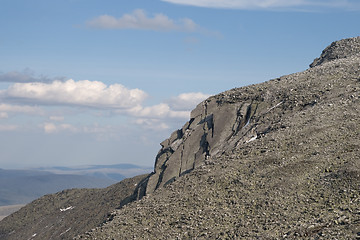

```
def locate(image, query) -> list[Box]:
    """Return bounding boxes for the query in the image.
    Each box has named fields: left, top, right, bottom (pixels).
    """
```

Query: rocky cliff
left=143, top=84, right=275, bottom=195
left=80, top=36, right=359, bottom=239
left=1, top=37, right=359, bottom=239
left=139, top=36, right=360, bottom=200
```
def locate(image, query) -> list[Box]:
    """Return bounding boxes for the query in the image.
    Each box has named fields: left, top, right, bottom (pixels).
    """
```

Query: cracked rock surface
left=138, top=37, right=360, bottom=201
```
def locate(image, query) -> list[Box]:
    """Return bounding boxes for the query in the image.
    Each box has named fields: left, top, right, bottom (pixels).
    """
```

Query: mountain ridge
left=0, top=163, right=152, bottom=207
left=0, top=169, right=115, bottom=206
left=80, top=36, right=359, bottom=239
left=1, top=36, right=359, bottom=239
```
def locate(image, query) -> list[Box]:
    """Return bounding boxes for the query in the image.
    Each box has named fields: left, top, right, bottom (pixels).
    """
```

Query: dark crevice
left=120, top=174, right=151, bottom=204
left=176, top=129, right=183, bottom=139
left=154, top=149, right=174, bottom=190
left=206, top=115, right=214, bottom=138
left=163, top=177, right=176, bottom=187
left=209, top=115, right=214, bottom=138
left=153, top=148, right=173, bottom=169
left=200, top=132, right=211, bottom=159
left=179, top=169, right=193, bottom=177
left=240, top=104, right=253, bottom=131
left=204, top=101, right=208, bottom=116
left=227, top=102, right=257, bottom=141
left=198, top=114, right=214, bottom=139
left=178, top=144, right=185, bottom=177
left=188, top=118, right=195, bottom=128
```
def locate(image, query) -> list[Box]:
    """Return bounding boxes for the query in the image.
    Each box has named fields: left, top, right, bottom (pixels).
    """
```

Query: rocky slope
left=0, top=205, right=24, bottom=221
left=1, top=37, right=359, bottom=239
left=78, top=37, right=359, bottom=239
left=0, top=174, right=148, bottom=239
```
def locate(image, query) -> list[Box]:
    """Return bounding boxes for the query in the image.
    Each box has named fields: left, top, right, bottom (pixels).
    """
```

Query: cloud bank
left=43, top=122, right=77, bottom=134
left=0, top=80, right=210, bottom=118
left=167, top=92, right=211, bottom=111
left=127, top=92, right=210, bottom=119
left=127, top=103, right=190, bottom=119
left=1, top=79, right=147, bottom=109
left=87, top=9, right=198, bottom=32
left=128, top=92, right=210, bottom=130
left=0, top=75, right=211, bottom=133
left=0, top=125, right=18, bottom=131
left=0, top=103, right=43, bottom=118
left=160, top=0, right=359, bottom=10
left=0, top=103, right=41, bottom=114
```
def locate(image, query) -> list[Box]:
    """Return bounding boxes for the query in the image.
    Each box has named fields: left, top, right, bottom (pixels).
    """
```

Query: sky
left=0, top=0, right=359, bottom=169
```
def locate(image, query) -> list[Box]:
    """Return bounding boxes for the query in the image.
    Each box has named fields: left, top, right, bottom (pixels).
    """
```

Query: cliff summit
left=310, top=36, right=360, bottom=67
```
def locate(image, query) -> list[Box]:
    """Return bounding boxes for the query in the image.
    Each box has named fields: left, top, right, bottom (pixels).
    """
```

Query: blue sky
left=0, top=0, right=359, bottom=169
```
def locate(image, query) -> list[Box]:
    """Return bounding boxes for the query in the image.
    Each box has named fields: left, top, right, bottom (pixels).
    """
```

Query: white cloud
left=0, top=103, right=43, bottom=116
left=1, top=79, right=147, bottom=109
left=43, top=123, right=57, bottom=133
left=41, top=122, right=126, bottom=141
left=0, top=74, right=211, bottom=137
left=0, top=124, right=18, bottom=131
left=43, top=122, right=78, bottom=134
left=160, top=0, right=359, bottom=10
left=0, top=112, right=9, bottom=119
left=128, top=92, right=210, bottom=131
left=0, top=69, right=65, bottom=83
left=87, top=9, right=199, bottom=32
left=126, top=92, right=210, bottom=120
left=167, top=92, right=211, bottom=111
left=127, top=103, right=190, bottom=119
left=49, top=116, right=64, bottom=121
left=134, top=118, right=170, bottom=131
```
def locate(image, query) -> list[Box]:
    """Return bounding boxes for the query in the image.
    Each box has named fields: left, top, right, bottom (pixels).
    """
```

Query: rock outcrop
left=310, top=36, right=360, bottom=67
left=144, top=90, right=277, bottom=195
left=145, top=99, right=255, bottom=194
left=138, top=38, right=360, bottom=199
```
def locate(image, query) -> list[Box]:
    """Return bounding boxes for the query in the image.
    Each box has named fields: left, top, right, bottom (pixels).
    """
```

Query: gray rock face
left=142, top=86, right=285, bottom=196
left=310, top=36, right=360, bottom=67
left=140, top=36, right=360, bottom=198
left=146, top=100, right=251, bottom=194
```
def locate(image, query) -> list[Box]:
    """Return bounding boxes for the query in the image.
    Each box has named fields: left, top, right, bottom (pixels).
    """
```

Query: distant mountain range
left=0, top=164, right=151, bottom=206
left=34, top=163, right=152, bottom=182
